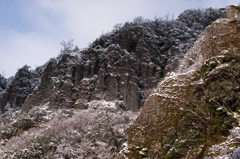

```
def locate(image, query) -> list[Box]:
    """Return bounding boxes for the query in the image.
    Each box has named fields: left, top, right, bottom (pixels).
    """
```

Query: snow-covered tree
left=60, top=39, right=74, bottom=54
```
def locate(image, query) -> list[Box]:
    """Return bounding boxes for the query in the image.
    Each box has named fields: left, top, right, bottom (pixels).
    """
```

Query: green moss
left=180, top=111, right=187, bottom=117
left=190, top=48, right=240, bottom=150
left=167, top=48, right=240, bottom=158
left=222, top=52, right=235, bottom=63
left=198, top=57, right=220, bottom=77
left=165, top=151, right=184, bottom=159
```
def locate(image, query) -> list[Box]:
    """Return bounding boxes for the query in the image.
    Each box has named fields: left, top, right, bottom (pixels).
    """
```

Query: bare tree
left=60, top=39, right=74, bottom=54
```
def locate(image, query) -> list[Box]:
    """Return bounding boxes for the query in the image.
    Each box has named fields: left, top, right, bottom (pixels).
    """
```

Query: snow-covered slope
left=0, top=101, right=139, bottom=158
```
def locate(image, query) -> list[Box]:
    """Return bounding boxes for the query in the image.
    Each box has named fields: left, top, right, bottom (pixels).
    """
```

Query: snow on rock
left=205, top=114, right=240, bottom=158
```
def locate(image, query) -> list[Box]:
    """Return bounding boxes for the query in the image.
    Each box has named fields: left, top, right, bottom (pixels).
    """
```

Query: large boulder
left=119, top=72, right=197, bottom=158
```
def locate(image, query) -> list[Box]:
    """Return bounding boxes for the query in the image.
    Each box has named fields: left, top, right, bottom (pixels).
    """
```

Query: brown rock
left=118, top=72, right=195, bottom=158
left=118, top=6, right=240, bottom=158
left=21, top=59, right=58, bottom=113
left=202, top=18, right=240, bottom=60
left=227, top=5, right=240, bottom=20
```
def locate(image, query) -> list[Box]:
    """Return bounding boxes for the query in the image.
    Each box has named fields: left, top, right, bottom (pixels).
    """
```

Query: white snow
left=206, top=114, right=240, bottom=158
left=70, top=51, right=82, bottom=60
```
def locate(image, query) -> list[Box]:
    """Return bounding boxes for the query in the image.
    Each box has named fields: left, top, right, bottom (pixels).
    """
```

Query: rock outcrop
left=0, top=66, right=33, bottom=112
left=21, top=59, right=58, bottom=113
left=202, top=17, right=240, bottom=60
left=227, top=5, right=240, bottom=20
left=19, top=7, right=226, bottom=113
left=0, top=65, right=44, bottom=112
left=118, top=5, right=240, bottom=158
left=0, top=5, right=235, bottom=159
left=120, top=71, right=198, bottom=158
left=21, top=45, right=163, bottom=113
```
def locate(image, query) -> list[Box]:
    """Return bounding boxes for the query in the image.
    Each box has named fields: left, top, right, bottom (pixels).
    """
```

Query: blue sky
left=0, top=0, right=239, bottom=77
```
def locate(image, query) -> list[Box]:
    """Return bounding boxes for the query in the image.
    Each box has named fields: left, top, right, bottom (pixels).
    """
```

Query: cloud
left=32, top=0, right=197, bottom=48
left=28, top=0, right=240, bottom=46
left=201, top=0, right=239, bottom=8
left=0, top=31, right=59, bottom=77
left=0, top=0, right=239, bottom=77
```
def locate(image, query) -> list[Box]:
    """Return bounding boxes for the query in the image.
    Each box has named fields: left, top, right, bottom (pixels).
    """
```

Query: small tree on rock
left=60, top=39, right=74, bottom=54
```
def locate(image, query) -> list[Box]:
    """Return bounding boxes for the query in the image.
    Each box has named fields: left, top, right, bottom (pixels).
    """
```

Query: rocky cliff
left=0, top=7, right=226, bottom=113
left=0, top=6, right=233, bottom=159
left=118, top=5, right=240, bottom=158
left=16, top=8, right=228, bottom=113
left=0, top=65, right=44, bottom=113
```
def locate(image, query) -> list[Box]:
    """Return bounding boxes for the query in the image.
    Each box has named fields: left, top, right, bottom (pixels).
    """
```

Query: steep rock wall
left=202, top=5, right=240, bottom=60
left=119, top=72, right=198, bottom=158
left=22, top=45, right=163, bottom=113
left=0, top=66, right=32, bottom=112
left=227, top=5, right=240, bottom=20
left=202, top=18, right=240, bottom=60
left=21, top=59, right=59, bottom=113
left=118, top=5, right=240, bottom=158
left=18, top=7, right=226, bottom=113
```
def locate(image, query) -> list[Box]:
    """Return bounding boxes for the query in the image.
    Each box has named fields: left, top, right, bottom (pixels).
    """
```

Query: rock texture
left=21, top=59, right=58, bottom=113
left=120, top=72, right=197, bottom=158
left=0, top=66, right=34, bottom=112
left=202, top=18, right=240, bottom=60
left=227, top=5, right=240, bottom=20
left=22, top=46, right=163, bottom=113
left=0, top=5, right=237, bottom=159
left=0, top=65, right=44, bottom=112
left=118, top=5, right=240, bottom=158
left=19, top=7, right=226, bottom=113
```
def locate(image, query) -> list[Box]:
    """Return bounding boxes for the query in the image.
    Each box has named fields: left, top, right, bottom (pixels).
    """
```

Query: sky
left=0, top=0, right=239, bottom=78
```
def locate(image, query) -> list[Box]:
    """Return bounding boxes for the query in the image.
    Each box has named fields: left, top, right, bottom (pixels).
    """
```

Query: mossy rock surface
left=118, top=23, right=240, bottom=158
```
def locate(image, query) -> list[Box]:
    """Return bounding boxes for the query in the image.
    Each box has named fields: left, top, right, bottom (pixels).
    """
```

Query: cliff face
left=0, top=7, right=226, bottom=114
left=118, top=5, right=240, bottom=158
left=122, top=72, right=198, bottom=158
left=22, top=46, right=155, bottom=113
left=0, top=65, right=44, bottom=112
left=19, top=8, right=226, bottom=113
left=202, top=14, right=240, bottom=59
left=227, top=5, right=240, bottom=20
left=0, top=6, right=233, bottom=159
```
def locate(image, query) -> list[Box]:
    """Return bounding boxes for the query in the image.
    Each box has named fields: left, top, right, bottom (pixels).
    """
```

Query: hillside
left=0, top=7, right=226, bottom=113
left=118, top=5, right=240, bottom=158
left=0, top=5, right=237, bottom=159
